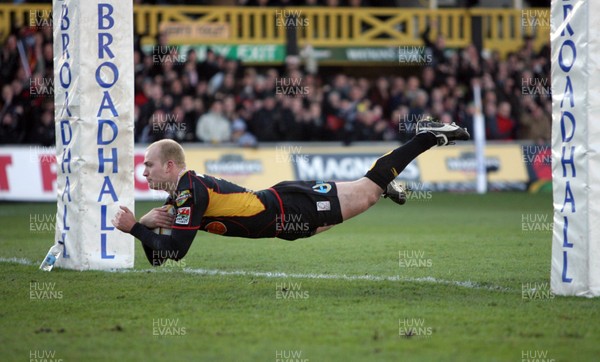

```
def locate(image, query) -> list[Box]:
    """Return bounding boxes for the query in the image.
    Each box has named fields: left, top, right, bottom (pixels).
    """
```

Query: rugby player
left=112, top=118, right=469, bottom=266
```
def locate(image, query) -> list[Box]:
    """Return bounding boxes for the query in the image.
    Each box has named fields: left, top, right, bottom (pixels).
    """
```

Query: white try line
left=180, top=268, right=511, bottom=292
left=0, top=257, right=510, bottom=292
left=0, top=257, right=34, bottom=265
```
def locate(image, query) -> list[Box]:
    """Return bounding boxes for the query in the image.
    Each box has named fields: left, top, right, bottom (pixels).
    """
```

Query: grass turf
left=1, top=192, right=599, bottom=361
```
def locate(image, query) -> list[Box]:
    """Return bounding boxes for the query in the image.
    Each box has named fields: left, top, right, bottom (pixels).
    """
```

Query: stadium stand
left=0, top=4, right=550, bottom=146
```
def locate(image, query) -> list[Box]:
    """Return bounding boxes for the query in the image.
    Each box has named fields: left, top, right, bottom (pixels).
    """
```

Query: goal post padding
left=53, top=0, right=135, bottom=270
left=551, top=0, right=600, bottom=297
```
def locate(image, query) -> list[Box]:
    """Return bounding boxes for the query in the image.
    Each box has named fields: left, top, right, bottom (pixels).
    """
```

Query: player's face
left=143, top=147, right=170, bottom=190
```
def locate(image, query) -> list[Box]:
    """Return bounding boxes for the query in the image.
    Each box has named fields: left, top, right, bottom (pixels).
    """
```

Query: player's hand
left=139, top=206, right=175, bottom=229
left=111, top=206, right=137, bottom=233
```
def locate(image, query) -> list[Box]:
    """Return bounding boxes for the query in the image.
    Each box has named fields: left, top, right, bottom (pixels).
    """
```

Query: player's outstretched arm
left=112, top=206, right=196, bottom=266
left=128, top=223, right=195, bottom=261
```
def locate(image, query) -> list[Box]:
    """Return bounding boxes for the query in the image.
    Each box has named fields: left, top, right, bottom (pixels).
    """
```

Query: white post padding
left=53, top=0, right=135, bottom=270
left=551, top=0, right=600, bottom=297
left=472, top=83, right=487, bottom=195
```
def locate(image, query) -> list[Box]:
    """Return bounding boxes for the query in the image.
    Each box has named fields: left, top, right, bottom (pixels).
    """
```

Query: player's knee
left=366, top=192, right=380, bottom=208
left=353, top=178, right=382, bottom=208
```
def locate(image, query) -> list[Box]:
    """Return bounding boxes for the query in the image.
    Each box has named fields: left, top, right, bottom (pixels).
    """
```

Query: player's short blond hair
left=149, top=139, right=186, bottom=167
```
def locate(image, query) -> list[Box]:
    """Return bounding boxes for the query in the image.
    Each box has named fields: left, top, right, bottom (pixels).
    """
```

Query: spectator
left=140, top=109, right=168, bottom=144
left=439, top=112, right=454, bottom=125
left=0, top=112, right=24, bottom=144
left=197, top=48, right=220, bottom=82
left=279, top=97, right=306, bottom=141
left=493, top=101, right=517, bottom=140
left=404, top=76, right=421, bottom=105
left=249, top=95, right=281, bottom=141
left=369, top=76, right=391, bottom=117
left=196, top=100, right=231, bottom=143
left=28, top=107, right=54, bottom=146
left=421, top=66, right=436, bottom=94
left=303, top=101, right=325, bottom=141
left=338, top=97, right=358, bottom=144
left=408, top=90, right=429, bottom=122
left=0, top=35, right=20, bottom=86
left=354, top=105, right=387, bottom=141
left=322, top=91, right=343, bottom=140
left=518, top=101, right=551, bottom=144
left=394, top=105, right=411, bottom=142
left=0, top=84, right=25, bottom=142
left=484, top=102, right=498, bottom=139
left=164, top=106, right=191, bottom=143
left=231, top=112, right=258, bottom=148
left=421, top=20, right=447, bottom=69
left=137, top=83, right=165, bottom=140
left=389, top=77, right=407, bottom=111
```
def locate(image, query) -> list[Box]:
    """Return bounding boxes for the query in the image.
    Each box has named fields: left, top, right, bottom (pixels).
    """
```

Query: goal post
left=52, top=0, right=135, bottom=270
left=551, top=0, right=600, bottom=297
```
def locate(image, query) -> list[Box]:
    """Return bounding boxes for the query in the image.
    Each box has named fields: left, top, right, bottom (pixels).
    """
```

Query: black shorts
left=270, top=180, right=343, bottom=240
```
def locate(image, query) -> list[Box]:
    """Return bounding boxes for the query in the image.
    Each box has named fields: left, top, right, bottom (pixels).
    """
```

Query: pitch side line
left=180, top=268, right=510, bottom=292
left=0, top=257, right=510, bottom=292
left=0, top=257, right=34, bottom=265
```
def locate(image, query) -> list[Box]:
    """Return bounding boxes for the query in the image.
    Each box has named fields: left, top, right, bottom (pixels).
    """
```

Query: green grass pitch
left=1, top=192, right=599, bottom=361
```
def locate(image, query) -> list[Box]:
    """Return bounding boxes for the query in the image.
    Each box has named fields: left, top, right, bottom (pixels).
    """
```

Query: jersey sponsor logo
left=312, top=182, right=332, bottom=194
left=175, top=190, right=192, bottom=207
left=205, top=221, right=227, bottom=235
left=316, top=201, right=331, bottom=211
left=175, top=207, right=191, bottom=225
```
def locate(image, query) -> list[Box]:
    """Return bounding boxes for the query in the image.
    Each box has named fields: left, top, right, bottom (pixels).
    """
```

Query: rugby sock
left=364, top=132, right=437, bottom=190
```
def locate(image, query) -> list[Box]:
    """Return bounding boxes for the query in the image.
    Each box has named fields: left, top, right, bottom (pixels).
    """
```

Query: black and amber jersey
left=169, top=171, right=282, bottom=238
left=130, top=171, right=343, bottom=266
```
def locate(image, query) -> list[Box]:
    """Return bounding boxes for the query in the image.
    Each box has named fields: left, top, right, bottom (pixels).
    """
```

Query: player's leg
left=330, top=135, right=436, bottom=222
left=313, top=178, right=380, bottom=234
left=336, top=118, right=470, bottom=222
left=314, top=118, right=469, bottom=234
left=314, top=177, right=396, bottom=233
left=336, top=178, right=383, bottom=220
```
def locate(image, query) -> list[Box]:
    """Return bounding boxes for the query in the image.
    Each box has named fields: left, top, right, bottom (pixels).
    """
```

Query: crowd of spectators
left=0, top=16, right=551, bottom=146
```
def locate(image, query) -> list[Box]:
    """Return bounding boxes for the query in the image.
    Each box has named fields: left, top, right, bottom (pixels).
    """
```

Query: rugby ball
left=152, top=204, right=176, bottom=235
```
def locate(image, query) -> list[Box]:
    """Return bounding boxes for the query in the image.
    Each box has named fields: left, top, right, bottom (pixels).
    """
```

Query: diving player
left=112, top=118, right=469, bottom=265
